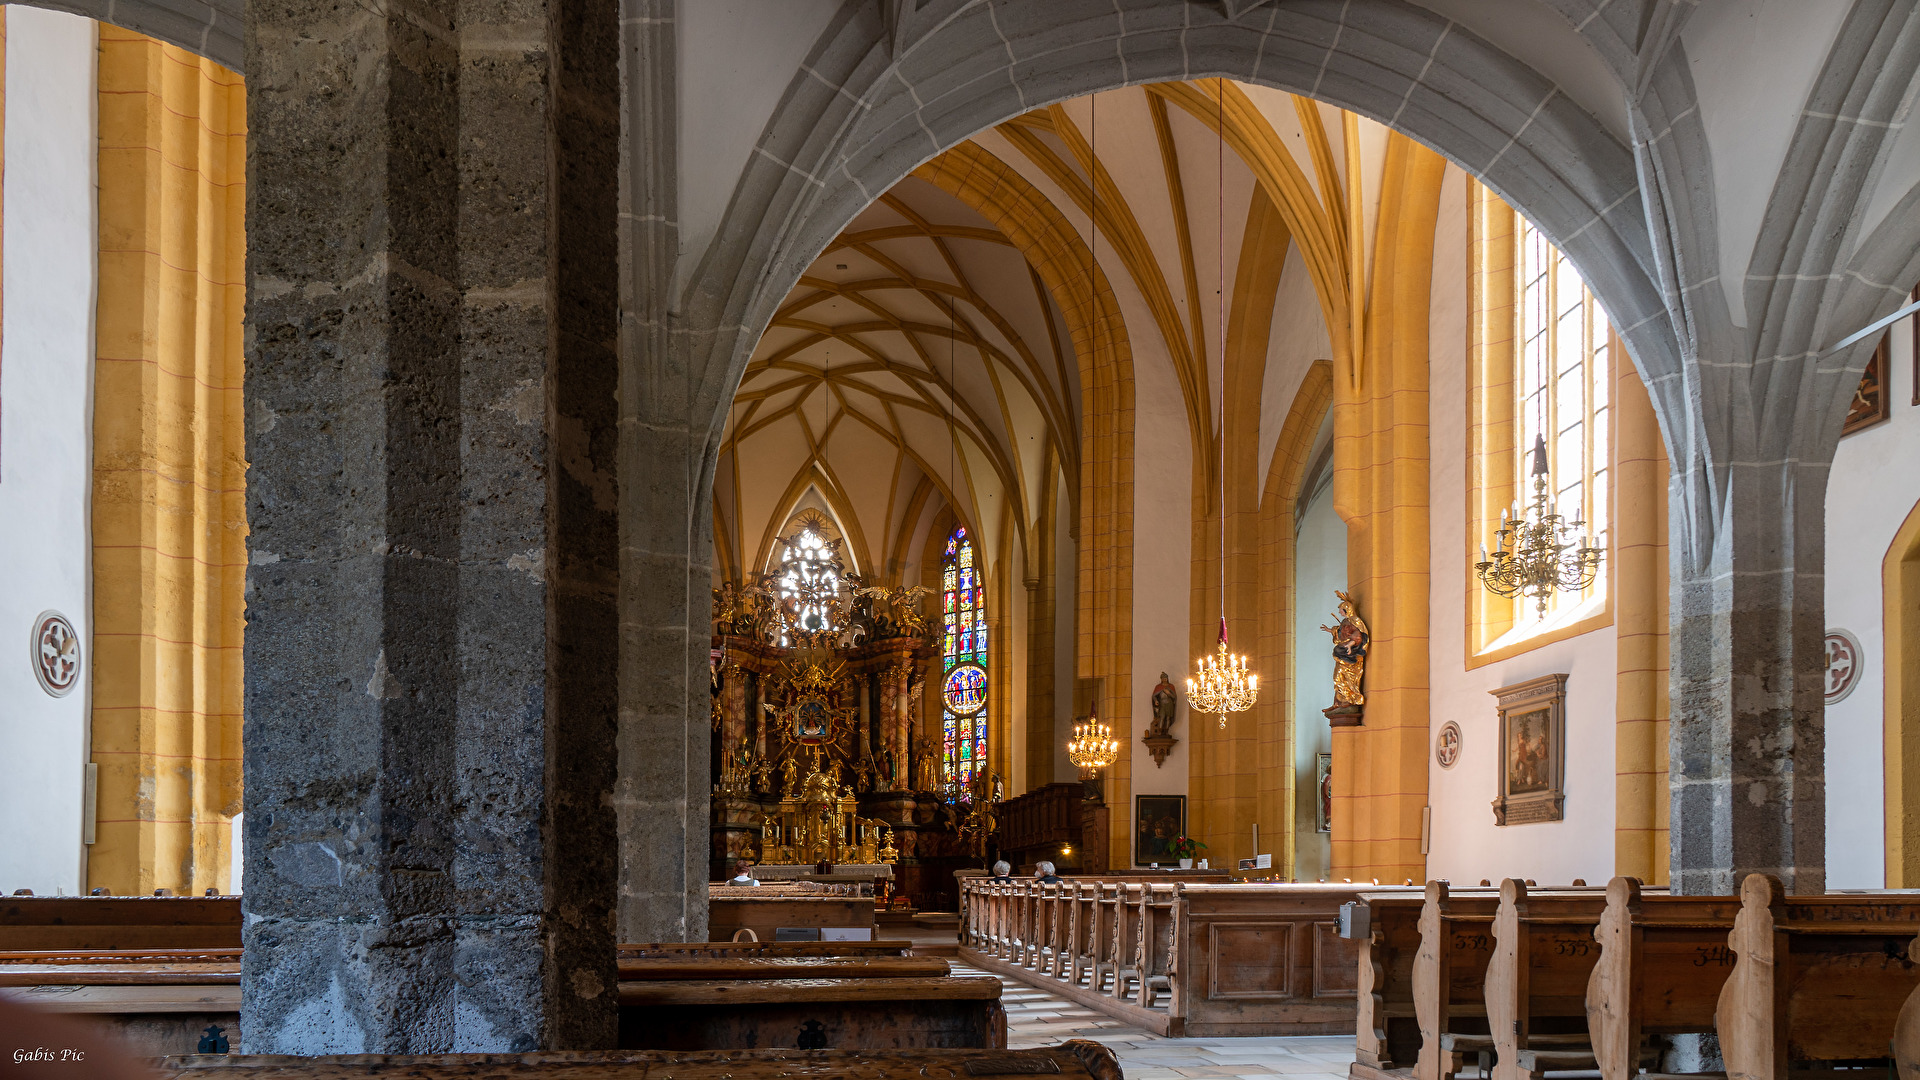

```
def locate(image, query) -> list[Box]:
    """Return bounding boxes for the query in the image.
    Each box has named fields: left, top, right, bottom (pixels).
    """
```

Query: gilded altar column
left=855, top=671, right=872, bottom=767
left=885, top=662, right=911, bottom=791
left=907, top=667, right=928, bottom=788
left=752, top=671, right=769, bottom=761
left=721, top=662, right=748, bottom=757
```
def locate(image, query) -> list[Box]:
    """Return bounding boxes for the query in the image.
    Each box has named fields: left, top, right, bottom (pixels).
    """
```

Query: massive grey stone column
left=615, top=0, right=710, bottom=943
left=242, top=0, right=622, bottom=1051
left=1632, top=2, right=1920, bottom=895
left=1666, top=471, right=1830, bottom=895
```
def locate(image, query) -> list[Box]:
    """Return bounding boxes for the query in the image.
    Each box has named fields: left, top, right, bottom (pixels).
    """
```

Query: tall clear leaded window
left=1514, top=216, right=1611, bottom=628
left=940, top=526, right=988, bottom=788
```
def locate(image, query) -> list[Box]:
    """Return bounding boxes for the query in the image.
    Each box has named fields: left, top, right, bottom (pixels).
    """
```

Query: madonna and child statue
left=1320, top=590, right=1369, bottom=727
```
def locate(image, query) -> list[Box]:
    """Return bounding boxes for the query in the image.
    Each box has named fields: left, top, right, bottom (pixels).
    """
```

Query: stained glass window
left=940, top=526, right=988, bottom=790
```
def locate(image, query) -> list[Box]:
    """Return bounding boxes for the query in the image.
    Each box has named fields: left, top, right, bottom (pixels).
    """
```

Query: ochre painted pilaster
left=1329, top=133, right=1444, bottom=884
left=1887, top=498, right=1920, bottom=886
left=1614, top=347, right=1671, bottom=884
left=1466, top=183, right=1520, bottom=655
left=1189, top=187, right=1289, bottom=868
left=89, top=29, right=247, bottom=895
left=1259, top=361, right=1334, bottom=879
left=1025, top=446, right=1059, bottom=791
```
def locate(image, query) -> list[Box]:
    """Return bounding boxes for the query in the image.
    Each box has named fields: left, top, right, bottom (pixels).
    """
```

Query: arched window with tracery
left=940, top=526, right=988, bottom=788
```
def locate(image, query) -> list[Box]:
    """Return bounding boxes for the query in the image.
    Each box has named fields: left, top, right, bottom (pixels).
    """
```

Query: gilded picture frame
left=1134, top=795, right=1186, bottom=866
left=1491, top=673, right=1567, bottom=826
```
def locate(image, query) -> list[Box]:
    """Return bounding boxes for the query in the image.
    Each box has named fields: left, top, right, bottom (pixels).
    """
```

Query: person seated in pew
left=727, top=859, right=760, bottom=886
left=989, top=860, right=1013, bottom=882
left=1033, top=861, right=1063, bottom=884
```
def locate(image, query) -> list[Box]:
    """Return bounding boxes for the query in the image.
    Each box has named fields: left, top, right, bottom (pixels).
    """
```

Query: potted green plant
left=1165, top=835, right=1206, bottom=869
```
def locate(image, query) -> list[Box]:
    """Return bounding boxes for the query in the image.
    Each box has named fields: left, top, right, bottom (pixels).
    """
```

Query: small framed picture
left=1134, top=794, right=1186, bottom=866
left=1491, top=673, right=1568, bottom=826
left=1843, top=332, right=1891, bottom=435
left=1315, top=752, right=1332, bottom=833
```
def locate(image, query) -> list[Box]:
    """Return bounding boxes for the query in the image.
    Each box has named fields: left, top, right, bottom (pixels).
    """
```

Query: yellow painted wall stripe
left=89, top=25, right=246, bottom=896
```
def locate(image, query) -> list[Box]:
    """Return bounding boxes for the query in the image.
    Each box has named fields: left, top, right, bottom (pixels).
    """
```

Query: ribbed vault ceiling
left=716, top=177, right=1078, bottom=585
left=721, top=79, right=1372, bottom=589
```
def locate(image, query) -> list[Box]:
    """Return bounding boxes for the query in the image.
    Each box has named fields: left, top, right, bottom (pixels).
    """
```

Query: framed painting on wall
left=1315, top=753, right=1332, bottom=833
left=1491, top=673, right=1568, bottom=826
left=1843, top=332, right=1891, bottom=435
left=1134, top=794, right=1186, bottom=866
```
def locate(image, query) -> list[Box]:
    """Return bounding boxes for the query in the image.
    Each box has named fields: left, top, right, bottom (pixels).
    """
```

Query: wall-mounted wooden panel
left=1208, top=921, right=1295, bottom=999
left=1311, top=920, right=1359, bottom=998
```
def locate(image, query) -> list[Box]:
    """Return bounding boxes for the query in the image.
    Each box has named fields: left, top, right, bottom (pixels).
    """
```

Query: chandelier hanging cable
left=1475, top=249, right=1602, bottom=617
left=1061, top=90, right=1119, bottom=782
left=1188, top=78, right=1259, bottom=730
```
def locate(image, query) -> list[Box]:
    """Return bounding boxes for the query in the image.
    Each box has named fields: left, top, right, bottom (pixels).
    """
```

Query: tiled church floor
left=954, top=962, right=1355, bottom=1080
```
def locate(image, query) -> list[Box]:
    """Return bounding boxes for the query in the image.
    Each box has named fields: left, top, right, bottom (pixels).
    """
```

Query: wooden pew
left=617, top=940, right=911, bottom=959
left=0, top=956, right=242, bottom=1056
left=1173, top=883, right=1366, bottom=1036
left=1409, top=882, right=1501, bottom=1080
left=617, top=973, right=1006, bottom=1050
left=153, top=1043, right=1126, bottom=1079
left=1715, top=872, right=1920, bottom=1079
left=0, top=897, right=241, bottom=951
left=962, top=876, right=1406, bottom=1039
left=1353, top=888, right=1445, bottom=1072
left=1480, top=880, right=1609, bottom=1080
left=617, top=955, right=948, bottom=980
left=1584, top=876, right=1741, bottom=1080
left=707, top=891, right=875, bottom=943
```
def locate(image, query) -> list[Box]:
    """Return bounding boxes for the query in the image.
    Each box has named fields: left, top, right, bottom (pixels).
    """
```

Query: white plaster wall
left=1257, top=244, right=1332, bottom=484
left=1293, top=476, right=1342, bottom=882
left=1129, top=276, right=1193, bottom=858
left=0, top=9, right=97, bottom=896
left=1427, top=167, right=1615, bottom=888
left=1825, top=310, right=1920, bottom=889
left=1053, top=471, right=1077, bottom=783
left=1008, top=523, right=1029, bottom=795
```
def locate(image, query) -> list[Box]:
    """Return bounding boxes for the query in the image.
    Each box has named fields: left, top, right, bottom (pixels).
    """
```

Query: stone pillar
left=242, top=0, right=621, bottom=1052
left=1668, top=467, right=1828, bottom=895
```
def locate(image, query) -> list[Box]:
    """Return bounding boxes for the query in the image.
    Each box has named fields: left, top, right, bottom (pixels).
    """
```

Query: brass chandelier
left=1189, top=617, right=1259, bottom=728
left=1066, top=711, right=1119, bottom=772
left=1477, top=434, right=1602, bottom=617
left=1188, top=80, right=1260, bottom=731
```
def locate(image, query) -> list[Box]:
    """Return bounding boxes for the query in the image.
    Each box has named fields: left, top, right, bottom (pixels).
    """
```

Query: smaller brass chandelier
left=1477, top=435, right=1602, bottom=617
left=1188, top=618, right=1259, bottom=729
left=1066, top=712, right=1119, bottom=772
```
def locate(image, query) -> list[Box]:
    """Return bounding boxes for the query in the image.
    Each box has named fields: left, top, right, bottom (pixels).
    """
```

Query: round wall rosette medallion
left=31, top=610, right=81, bottom=698
left=1825, top=628, right=1863, bottom=705
left=1435, top=720, right=1462, bottom=769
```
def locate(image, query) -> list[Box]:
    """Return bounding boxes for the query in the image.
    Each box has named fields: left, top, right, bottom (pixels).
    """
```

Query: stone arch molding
left=689, top=0, right=1672, bottom=443
left=13, top=0, right=242, bottom=71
